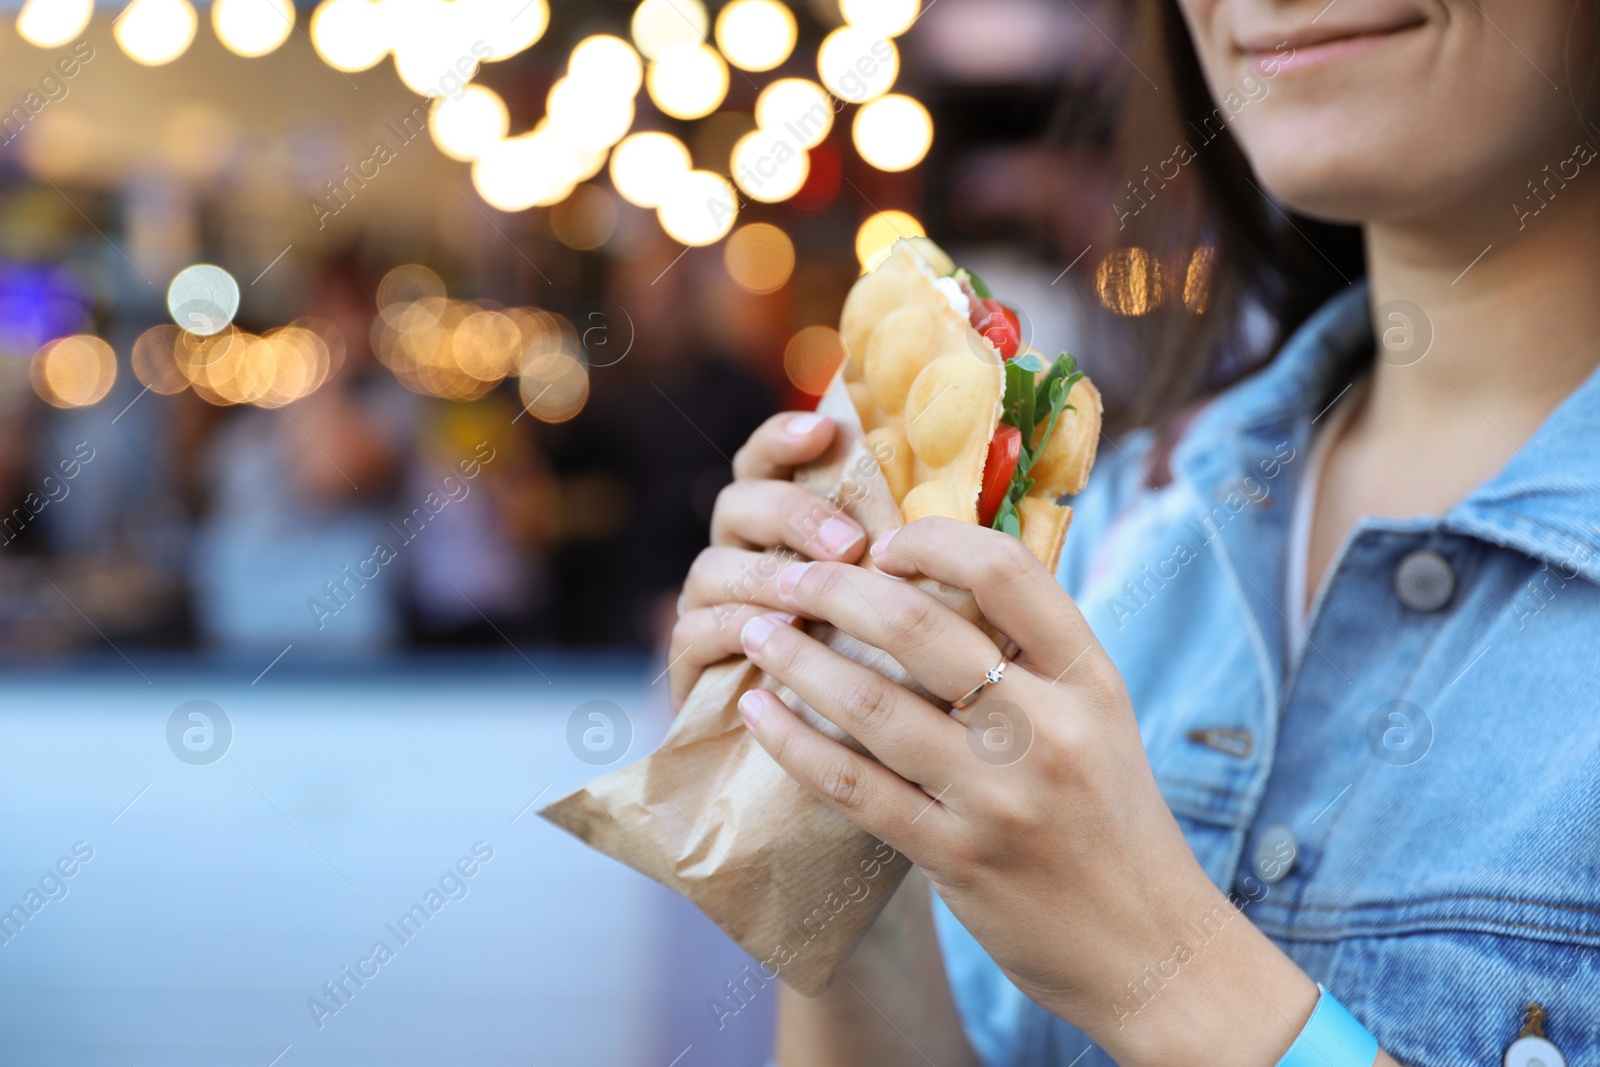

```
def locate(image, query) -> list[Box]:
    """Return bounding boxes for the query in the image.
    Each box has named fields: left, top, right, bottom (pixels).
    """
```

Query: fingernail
left=815, top=517, right=862, bottom=556
left=778, top=561, right=812, bottom=599
left=870, top=529, right=898, bottom=557
left=738, top=690, right=764, bottom=726
left=786, top=412, right=825, bottom=437
left=741, top=613, right=781, bottom=652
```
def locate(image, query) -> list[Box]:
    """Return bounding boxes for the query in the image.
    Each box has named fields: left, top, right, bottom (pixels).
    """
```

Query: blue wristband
left=1276, top=984, right=1379, bottom=1067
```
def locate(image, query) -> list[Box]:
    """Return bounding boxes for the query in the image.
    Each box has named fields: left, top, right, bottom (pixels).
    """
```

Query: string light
left=630, top=0, right=707, bottom=60
left=657, top=170, right=738, bottom=246
left=471, top=131, right=580, bottom=211
left=429, top=85, right=510, bottom=162
left=309, top=0, right=388, bottom=72
left=647, top=42, right=728, bottom=120
left=855, top=210, right=924, bottom=272
left=609, top=131, right=692, bottom=208
left=731, top=127, right=809, bottom=203
left=840, top=0, right=920, bottom=38
left=212, top=0, right=295, bottom=58
left=16, top=0, right=93, bottom=47
left=754, top=79, right=832, bottom=149
left=460, top=0, right=548, bottom=61
left=115, top=0, right=200, bottom=66
left=714, top=0, right=796, bottom=73
left=852, top=94, right=932, bottom=172
left=547, top=77, right=636, bottom=153
left=568, top=34, right=643, bottom=98
left=818, top=27, right=898, bottom=103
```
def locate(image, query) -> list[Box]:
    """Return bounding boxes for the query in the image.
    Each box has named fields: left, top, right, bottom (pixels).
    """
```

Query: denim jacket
left=934, top=283, right=1600, bottom=1066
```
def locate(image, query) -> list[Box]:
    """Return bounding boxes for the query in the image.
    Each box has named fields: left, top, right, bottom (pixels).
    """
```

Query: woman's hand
left=667, top=412, right=869, bottom=711
left=732, top=517, right=1321, bottom=1067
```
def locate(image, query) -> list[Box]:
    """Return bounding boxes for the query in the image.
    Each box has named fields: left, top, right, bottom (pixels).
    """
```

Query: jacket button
left=1395, top=549, right=1455, bottom=612
left=1253, top=824, right=1297, bottom=883
left=1504, top=1035, right=1565, bottom=1067
left=1505, top=1004, right=1565, bottom=1067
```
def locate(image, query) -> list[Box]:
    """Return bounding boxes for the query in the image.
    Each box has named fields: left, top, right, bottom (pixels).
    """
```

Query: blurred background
left=0, top=0, right=1216, bottom=1063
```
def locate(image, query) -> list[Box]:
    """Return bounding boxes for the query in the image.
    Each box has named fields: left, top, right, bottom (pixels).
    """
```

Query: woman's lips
left=1242, top=21, right=1424, bottom=76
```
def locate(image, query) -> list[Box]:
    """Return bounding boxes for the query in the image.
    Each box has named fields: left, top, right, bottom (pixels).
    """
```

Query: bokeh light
left=372, top=293, right=504, bottom=402
left=608, top=131, right=692, bottom=208
left=714, top=0, right=796, bottom=73
left=167, top=264, right=241, bottom=337
left=17, top=0, right=93, bottom=47
left=1095, top=248, right=1167, bottom=316
left=429, top=85, right=510, bottom=162
left=520, top=352, right=589, bottom=423
left=131, top=325, right=191, bottom=395
left=852, top=94, right=932, bottom=172
left=840, top=0, right=920, bottom=38
left=212, top=0, right=295, bottom=58
left=568, top=35, right=643, bottom=98
left=309, top=0, right=388, bottom=72
left=784, top=325, right=847, bottom=395
left=547, top=77, right=635, bottom=153
left=377, top=264, right=446, bottom=316
left=854, top=210, right=924, bottom=272
left=451, top=308, right=522, bottom=382
left=461, top=0, right=548, bottom=61
left=115, top=0, right=200, bottom=66
left=646, top=43, right=729, bottom=120
left=656, top=170, right=737, bottom=246
left=731, top=128, right=809, bottom=203
left=551, top=185, right=620, bottom=251
left=818, top=27, right=898, bottom=103
left=1184, top=247, right=1216, bottom=313
left=754, top=79, right=832, bottom=149
left=472, top=131, right=580, bottom=211
left=389, top=0, right=474, bottom=98
left=630, top=0, right=707, bottom=60
left=724, top=223, right=795, bottom=294
left=31, top=335, right=117, bottom=409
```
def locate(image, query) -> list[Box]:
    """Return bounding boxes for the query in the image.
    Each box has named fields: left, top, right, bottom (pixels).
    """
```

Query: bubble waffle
left=837, top=238, right=1103, bottom=571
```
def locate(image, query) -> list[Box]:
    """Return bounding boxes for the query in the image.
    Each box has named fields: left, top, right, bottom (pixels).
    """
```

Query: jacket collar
left=1166, top=283, right=1372, bottom=702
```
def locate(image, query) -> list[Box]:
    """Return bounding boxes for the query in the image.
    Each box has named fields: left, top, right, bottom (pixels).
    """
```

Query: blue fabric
left=1280, top=986, right=1379, bottom=1067
left=934, top=281, right=1600, bottom=1066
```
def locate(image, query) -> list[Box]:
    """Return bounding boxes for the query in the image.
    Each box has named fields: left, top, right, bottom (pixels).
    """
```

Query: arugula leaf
left=987, top=352, right=1086, bottom=536
left=994, top=496, right=1022, bottom=539
left=1009, top=351, right=1045, bottom=373
left=1032, top=353, right=1082, bottom=421
left=1001, top=360, right=1035, bottom=448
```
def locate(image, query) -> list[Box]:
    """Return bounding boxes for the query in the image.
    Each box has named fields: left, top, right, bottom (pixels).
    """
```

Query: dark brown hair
left=1110, top=0, right=1366, bottom=431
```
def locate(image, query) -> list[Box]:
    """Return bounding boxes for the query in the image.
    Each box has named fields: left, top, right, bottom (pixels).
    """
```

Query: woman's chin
left=1244, top=153, right=1428, bottom=228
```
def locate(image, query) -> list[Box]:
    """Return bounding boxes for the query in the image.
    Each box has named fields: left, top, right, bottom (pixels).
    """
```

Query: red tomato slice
left=977, top=423, right=1023, bottom=527
left=970, top=298, right=1022, bottom=360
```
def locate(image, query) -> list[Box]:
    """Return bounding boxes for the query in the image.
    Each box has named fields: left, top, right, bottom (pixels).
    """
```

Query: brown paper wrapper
left=540, top=374, right=1004, bottom=995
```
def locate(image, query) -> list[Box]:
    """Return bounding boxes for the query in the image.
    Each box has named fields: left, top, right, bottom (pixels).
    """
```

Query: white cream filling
left=933, top=275, right=970, bottom=318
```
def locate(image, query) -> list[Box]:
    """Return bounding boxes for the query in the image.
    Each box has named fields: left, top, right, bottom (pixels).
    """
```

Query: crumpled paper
left=541, top=375, right=1004, bottom=995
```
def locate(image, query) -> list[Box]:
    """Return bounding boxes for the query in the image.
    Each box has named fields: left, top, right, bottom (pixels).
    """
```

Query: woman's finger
left=773, top=561, right=1007, bottom=706
left=679, top=545, right=791, bottom=615
left=667, top=604, right=792, bottom=711
left=739, top=612, right=964, bottom=786
left=710, top=479, right=866, bottom=560
left=870, top=518, right=1098, bottom=683
left=737, top=687, right=949, bottom=857
left=730, top=411, right=837, bottom=482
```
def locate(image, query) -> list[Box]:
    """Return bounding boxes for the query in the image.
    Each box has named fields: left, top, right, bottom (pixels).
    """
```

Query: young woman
left=670, top=0, right=1600, bottom=1063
